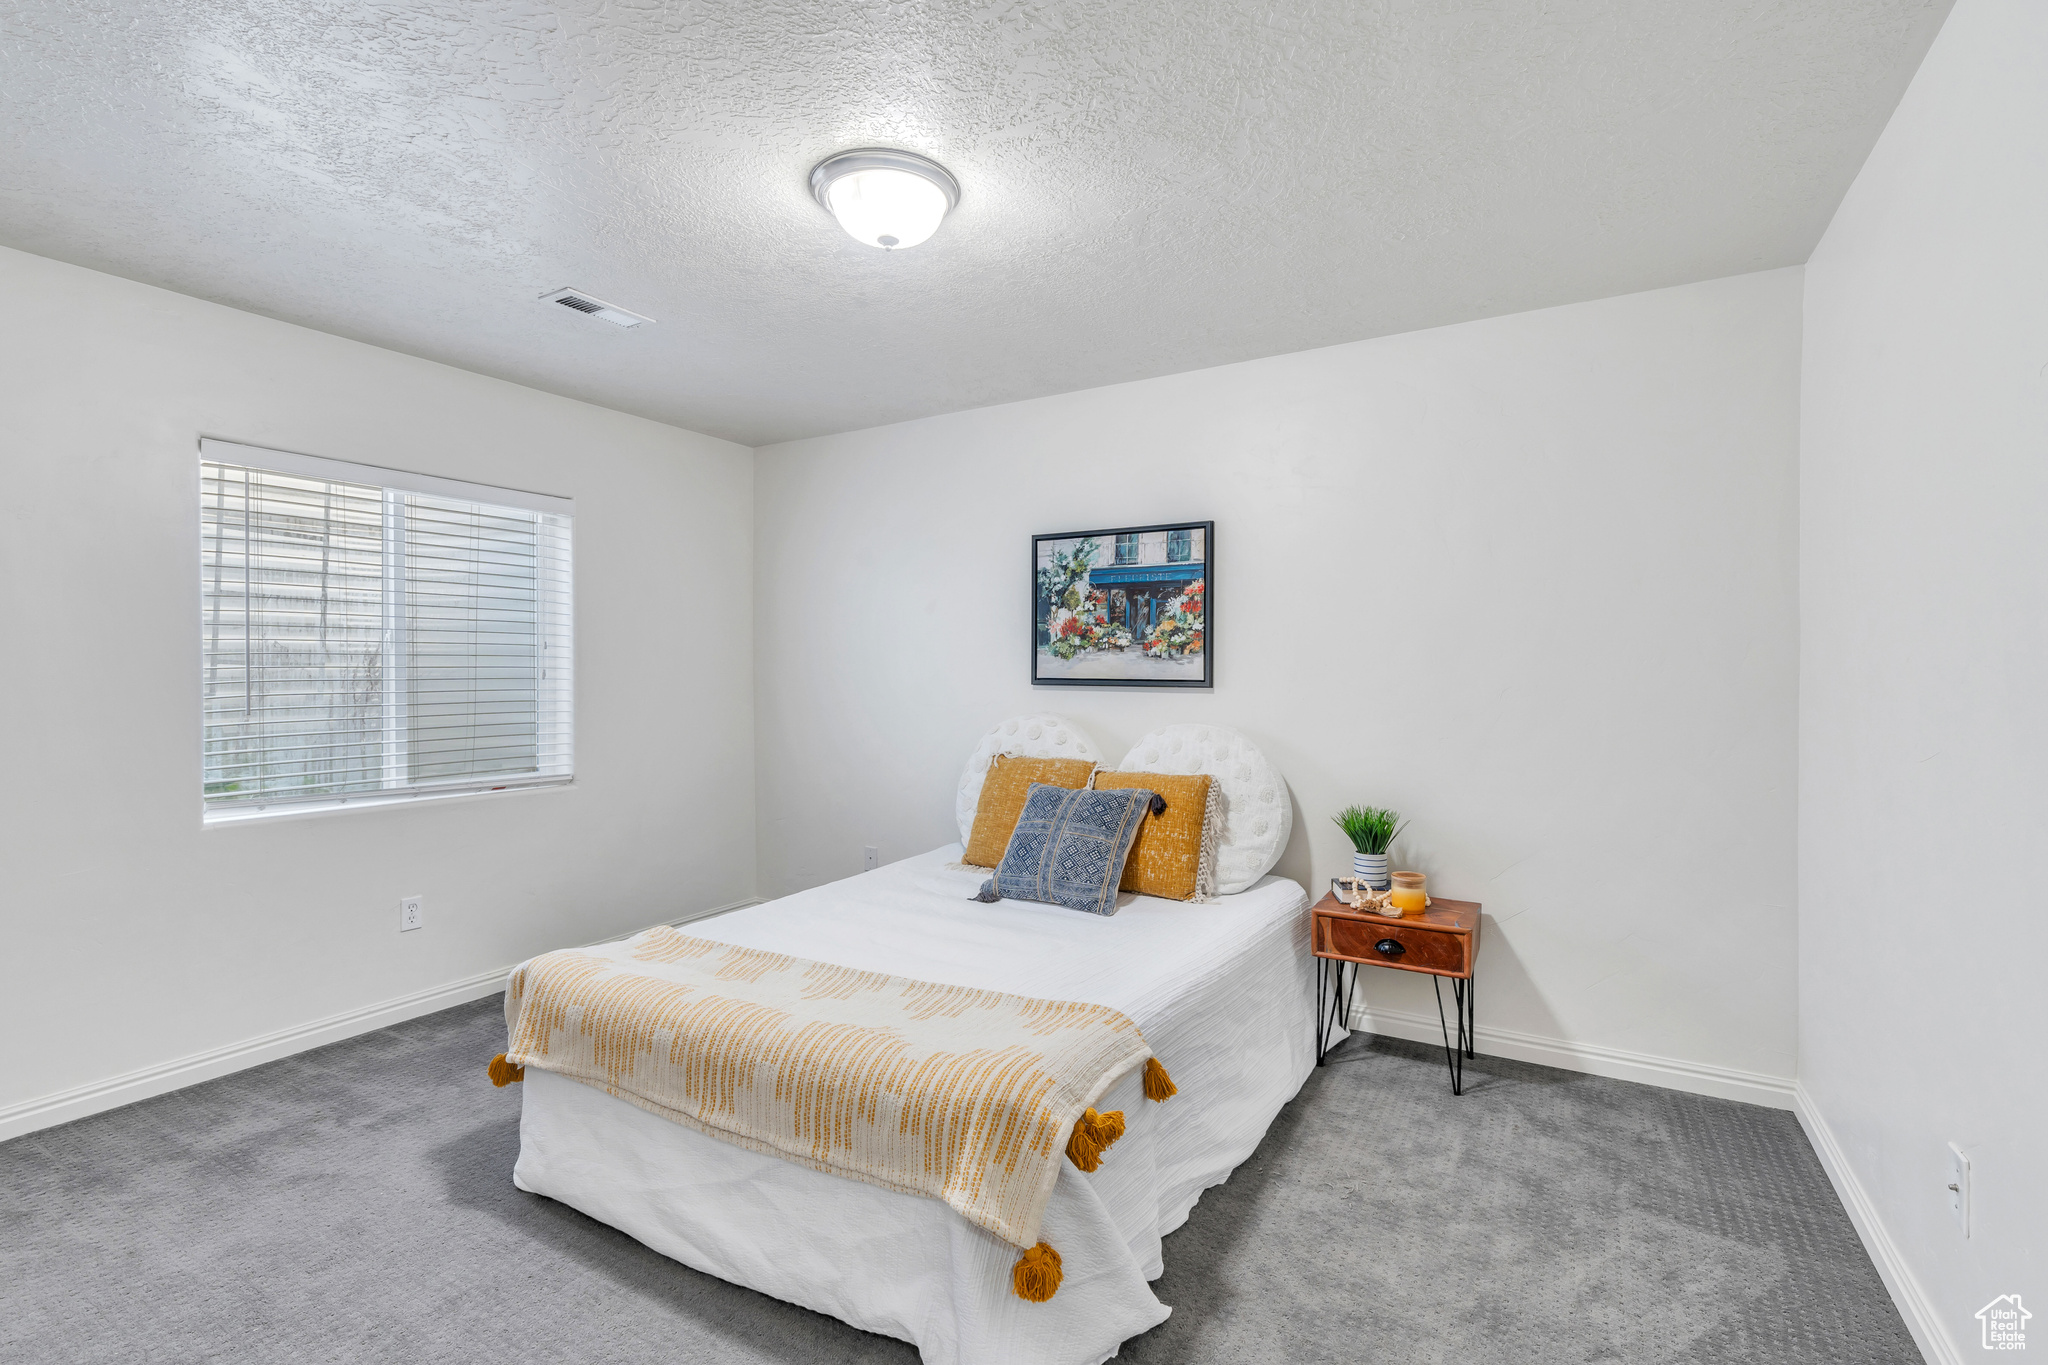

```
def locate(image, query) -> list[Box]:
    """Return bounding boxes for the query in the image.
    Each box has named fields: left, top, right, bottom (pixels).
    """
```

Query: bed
left=511, top=844, right=1322, bottom=1365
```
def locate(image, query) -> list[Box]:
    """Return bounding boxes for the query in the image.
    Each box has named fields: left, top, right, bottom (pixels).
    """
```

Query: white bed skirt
left=511, top=848, right=1323, bottom=1365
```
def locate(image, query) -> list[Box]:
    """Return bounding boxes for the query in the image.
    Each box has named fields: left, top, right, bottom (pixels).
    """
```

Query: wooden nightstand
left=1312, top=891, right=1481, bottom=1093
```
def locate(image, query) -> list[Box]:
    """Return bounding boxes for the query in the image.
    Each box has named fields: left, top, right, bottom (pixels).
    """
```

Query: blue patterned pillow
left=973, top=783, right=1160, bottom=916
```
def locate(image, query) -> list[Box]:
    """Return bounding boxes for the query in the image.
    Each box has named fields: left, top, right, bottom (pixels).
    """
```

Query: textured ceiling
left=2, top=0, right=1950, bottom=445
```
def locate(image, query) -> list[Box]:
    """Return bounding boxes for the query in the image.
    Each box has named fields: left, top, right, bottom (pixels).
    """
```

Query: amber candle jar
left=1387, top=871, right=1428, bottom=916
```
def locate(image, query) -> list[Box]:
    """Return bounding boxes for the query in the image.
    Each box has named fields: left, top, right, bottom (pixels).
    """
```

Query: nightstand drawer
left=1316, top=914, right=1470, bottom=976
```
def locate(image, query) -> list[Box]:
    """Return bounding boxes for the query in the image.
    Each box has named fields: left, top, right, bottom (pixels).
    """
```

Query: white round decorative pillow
left=955, top=715, right=1104, bottom=846
left=1119, top=725, right=1292, bottom=895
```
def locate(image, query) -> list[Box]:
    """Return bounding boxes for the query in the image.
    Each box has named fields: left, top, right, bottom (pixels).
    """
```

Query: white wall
left=755, top=268, right=1802, bottom=1100
left=0, top=246, right=756, bottom=1125
left=1799, top=0, right=2047, bottom=1356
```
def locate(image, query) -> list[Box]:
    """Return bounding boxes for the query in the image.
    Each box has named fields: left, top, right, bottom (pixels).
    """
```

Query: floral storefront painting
left=1032, top=522, right=1212, bottom=687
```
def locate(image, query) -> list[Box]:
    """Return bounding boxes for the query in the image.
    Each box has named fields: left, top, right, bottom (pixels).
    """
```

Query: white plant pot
left=1352, top=851, right=1390, bottom=891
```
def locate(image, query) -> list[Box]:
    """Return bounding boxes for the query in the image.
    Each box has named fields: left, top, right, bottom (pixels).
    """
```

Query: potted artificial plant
left=1334, top=805, right=1404, bottom=891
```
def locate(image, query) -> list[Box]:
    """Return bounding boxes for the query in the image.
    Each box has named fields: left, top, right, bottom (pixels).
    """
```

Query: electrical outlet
left=1948, top=1142, right=1971, bottom=1236
left=863, top=846, right=879, bottom=871
left=400, top=895, right=423, bottom=932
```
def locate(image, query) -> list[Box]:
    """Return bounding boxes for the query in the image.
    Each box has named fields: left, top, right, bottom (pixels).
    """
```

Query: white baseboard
left=666, top=898, right=761, bottom=929
left=0, top=897, right=762, bottom=1145
left=0, top=965, right=510, bottom=1144
left=1793, top=1082, right=1957, bottom=1365
left=1341, top=996, right=1797, bottom=1110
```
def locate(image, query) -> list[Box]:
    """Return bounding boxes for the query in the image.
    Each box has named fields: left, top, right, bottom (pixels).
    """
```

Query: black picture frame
left=1032, top=521, right=1213, bottom=688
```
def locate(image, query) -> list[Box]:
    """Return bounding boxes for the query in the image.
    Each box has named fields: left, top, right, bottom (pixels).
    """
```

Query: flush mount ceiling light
left=810, top=148, right=960, bottom=251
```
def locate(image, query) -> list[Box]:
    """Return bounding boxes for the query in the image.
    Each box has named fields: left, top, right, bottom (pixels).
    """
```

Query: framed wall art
left=1032, top=521, right=1211, bottom=688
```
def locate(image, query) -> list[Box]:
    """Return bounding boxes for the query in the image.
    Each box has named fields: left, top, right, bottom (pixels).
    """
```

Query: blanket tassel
left=1013, top=1242, right=1063, bottom=1303
left=1143, top=1057, right=1177, bottom=1102
left=1064, top=1108, right=1127, bottom=1173
left=488, top=1053, right=525, bottom=1087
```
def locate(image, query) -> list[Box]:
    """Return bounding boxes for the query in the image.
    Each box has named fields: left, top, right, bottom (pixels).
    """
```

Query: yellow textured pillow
left=963, top=755, right=1099, bottom=867
left=1092, top=771, right=1215, bottom=900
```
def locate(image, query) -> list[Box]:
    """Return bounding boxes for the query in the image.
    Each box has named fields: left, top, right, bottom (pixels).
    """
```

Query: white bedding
left=512, top=846, right=1322, bottom=1365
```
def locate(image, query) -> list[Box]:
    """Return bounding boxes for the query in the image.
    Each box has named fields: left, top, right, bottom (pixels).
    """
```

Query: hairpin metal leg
left=1316, top=959, right=1355, bottom=1067
left=1464, top=974, right=1476, bottom=1060
left=1433, top=975, right=1466, bottom=1095
left=1316, top=957, right=1328, bottom=1065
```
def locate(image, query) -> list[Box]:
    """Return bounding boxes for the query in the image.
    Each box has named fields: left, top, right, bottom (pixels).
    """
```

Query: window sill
left=203, top=777, right=574, bottom=828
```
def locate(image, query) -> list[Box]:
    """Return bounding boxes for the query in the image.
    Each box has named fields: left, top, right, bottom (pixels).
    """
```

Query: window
left=1115, top=533, right=1140, bottom=564
left=1166, top=528, right=1192, bottom=562
left=199, top=440, right=572, bottom=819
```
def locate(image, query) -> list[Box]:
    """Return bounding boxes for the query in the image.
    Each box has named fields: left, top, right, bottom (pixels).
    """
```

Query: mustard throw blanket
left=498, top=926, right=1172, bottom=1285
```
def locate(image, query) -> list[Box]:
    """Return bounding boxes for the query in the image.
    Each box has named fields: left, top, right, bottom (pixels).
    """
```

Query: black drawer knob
left=1375, top=938, right=1405, bottom=959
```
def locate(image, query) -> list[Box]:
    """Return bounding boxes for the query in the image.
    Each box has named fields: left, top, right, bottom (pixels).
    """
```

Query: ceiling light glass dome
left=810, top=149, right=960, bottom=250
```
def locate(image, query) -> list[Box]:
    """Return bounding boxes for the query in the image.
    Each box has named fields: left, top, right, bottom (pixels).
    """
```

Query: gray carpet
left=1, top=998, right=1918, bottom=1364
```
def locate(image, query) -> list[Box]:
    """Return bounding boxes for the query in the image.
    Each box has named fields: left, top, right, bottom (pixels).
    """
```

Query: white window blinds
left=199, top=440, right=572, bottom=818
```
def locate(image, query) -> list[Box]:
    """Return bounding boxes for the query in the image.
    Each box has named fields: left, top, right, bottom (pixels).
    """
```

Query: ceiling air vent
left=539, top=287, right=653, bottom=329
